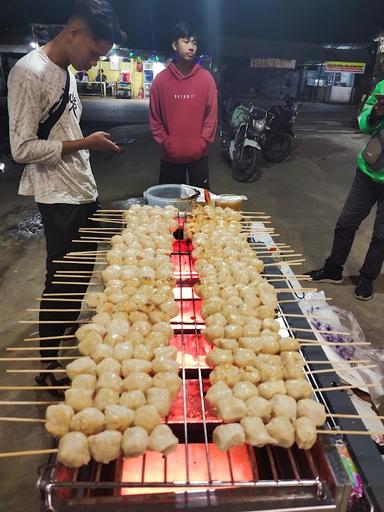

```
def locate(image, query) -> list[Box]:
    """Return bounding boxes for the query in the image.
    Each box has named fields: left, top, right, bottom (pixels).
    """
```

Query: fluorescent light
left=29, top=41, right=38, bottom=49
left=0, top=163, right=5, bottom=172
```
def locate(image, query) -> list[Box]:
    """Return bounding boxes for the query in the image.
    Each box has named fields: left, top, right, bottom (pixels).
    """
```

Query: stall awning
left=216, top=36, right=373, bottom=63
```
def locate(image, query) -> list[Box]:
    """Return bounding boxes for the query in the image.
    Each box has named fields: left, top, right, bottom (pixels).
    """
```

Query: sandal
left=35, top=361, right=70, bottom=398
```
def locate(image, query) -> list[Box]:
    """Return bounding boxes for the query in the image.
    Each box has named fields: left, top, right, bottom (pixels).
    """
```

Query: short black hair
left=172, top=22, right=198, bottom=43
left=70, top=0, right=126, bottom=45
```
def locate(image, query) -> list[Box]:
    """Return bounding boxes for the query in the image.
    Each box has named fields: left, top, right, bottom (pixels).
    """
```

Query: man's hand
left=84, top=132, right=122, bottom=153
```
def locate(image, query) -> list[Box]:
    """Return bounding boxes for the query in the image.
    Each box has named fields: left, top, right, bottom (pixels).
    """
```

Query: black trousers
left=37, top=201, right=99, bottom=358
left=325, top=168, right=384, bottom=280
left=159, top=156, right=210, bottom=189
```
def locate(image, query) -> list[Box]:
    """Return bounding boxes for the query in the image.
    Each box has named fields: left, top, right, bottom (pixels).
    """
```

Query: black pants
left=325, top=168, right=384, bottom=280
left=159, top=156, right=210, bottom=189
left=37, top=201, right=99, bottom=358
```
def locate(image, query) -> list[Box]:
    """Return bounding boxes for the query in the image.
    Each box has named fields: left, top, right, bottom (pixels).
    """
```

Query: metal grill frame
left=36, top=223, right=381, bottom=512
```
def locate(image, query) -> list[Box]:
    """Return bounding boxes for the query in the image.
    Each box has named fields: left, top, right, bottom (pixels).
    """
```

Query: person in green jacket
left=306, top=81, right=384, bottom=300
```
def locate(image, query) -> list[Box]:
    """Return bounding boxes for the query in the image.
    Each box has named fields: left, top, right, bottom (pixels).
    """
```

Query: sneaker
left=354, top=278, right=374, bottom=301
left=304, top=267, right=343, bottom=283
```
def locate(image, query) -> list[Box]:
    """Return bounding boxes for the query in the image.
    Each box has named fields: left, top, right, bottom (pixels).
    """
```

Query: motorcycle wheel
left=231, top=146, right=258, bottom=182
left=262, top=132, right=293, bottom=163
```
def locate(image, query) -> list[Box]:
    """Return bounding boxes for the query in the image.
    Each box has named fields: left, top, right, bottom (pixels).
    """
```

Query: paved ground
left=0, top=98, right=382, bottom=511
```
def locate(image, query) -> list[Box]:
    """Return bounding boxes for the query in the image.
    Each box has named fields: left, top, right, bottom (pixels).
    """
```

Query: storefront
left=301, top=61, right=367, bottom=104
left=71, top=49, right=167, bottom=99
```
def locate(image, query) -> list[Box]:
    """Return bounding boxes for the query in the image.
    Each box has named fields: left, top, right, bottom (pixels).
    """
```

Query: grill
left=37, top=224, right=383, bottom=512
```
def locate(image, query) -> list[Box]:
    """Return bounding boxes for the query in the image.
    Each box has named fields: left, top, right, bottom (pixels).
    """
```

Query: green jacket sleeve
left=358, top=82, right=384, bottom=135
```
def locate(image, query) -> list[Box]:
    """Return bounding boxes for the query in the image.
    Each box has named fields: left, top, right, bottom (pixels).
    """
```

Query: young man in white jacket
left=7, top=0, right=124, bottom=391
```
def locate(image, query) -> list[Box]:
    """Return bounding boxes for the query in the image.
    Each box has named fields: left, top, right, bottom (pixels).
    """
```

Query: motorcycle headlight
left=253, top=118, right=266, bottom=131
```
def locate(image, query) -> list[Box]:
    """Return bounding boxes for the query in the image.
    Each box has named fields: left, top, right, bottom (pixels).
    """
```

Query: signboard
left=250, top=58, right=296, bottom=69
left=324, top=61, right=366, bottom=74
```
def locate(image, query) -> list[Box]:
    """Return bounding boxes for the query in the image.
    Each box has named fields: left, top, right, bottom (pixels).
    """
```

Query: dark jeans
left=325, top=168, right=384, bottom=281
left=159, top=156, right=209, bottom=189
left=37, top=201, right=99, bottom=358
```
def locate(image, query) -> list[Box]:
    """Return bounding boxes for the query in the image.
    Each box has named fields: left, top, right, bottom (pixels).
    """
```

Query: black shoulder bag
left=37, top=70, right=70, bottom=141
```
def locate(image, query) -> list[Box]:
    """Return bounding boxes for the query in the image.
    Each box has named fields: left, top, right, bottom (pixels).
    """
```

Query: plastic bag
left=299, top=296, right=384, bottom=411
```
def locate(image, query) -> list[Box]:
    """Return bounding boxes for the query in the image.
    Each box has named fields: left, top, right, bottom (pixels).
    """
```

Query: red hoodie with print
left=149, top=63, right=218, bottom=164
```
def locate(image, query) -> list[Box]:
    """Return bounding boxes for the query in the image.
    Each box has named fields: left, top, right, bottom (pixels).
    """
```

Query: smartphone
left=114, top=138, right=136, bottom=146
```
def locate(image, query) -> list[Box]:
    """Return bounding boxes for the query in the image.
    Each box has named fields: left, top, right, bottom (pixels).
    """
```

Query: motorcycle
left=220, top=102, right=267, bottom=182
left=220, top=95, right=299, bottom=182
left=261, top=94, right=298, bottom=163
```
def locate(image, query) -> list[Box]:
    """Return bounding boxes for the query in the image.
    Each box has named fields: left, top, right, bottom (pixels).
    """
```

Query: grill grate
left=38, top=223, right=344, bottom=511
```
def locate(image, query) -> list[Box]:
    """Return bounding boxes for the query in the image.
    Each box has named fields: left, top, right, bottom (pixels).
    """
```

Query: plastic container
left=143, top=184, right=199, bottom=211
left=214, top=194, right=247, bottom=211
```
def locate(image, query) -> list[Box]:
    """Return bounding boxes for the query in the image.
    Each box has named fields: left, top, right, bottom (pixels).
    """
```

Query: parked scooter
left=262, top=94, right=298, bottom=163
left=220, top=102, right=267, bottom=182
left=220, top=94, right=299, bottom=182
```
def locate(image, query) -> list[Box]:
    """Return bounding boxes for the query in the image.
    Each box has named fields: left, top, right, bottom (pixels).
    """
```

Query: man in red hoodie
left=149, top=22, right=218, bottom=189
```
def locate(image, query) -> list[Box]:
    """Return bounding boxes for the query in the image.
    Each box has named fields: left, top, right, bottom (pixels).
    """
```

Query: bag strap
left=37, top=70, right=70, bottom=141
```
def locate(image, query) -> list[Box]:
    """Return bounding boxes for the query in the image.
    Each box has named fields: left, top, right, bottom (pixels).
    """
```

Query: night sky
left=1, top=0, right=384, bottom=52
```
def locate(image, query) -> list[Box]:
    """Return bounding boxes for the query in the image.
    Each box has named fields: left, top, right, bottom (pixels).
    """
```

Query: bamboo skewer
left=36, top=298, right=85, bottom=302
left=0, top=355, right=370, bottom=365
left=7, top=369, right=67, bottom=374
left=0, top=401, right=59, bottom=405
left=279, top=298, right=332, bottom=304
left=53, top=275, right=97, bottom=279
left=43, top=292, right=88, bottom=299
left=0, top=356, right=76, bottom=361
left=72, top=240, right=109, bottom=244
left=56, top=271, right=97, bottom=274
left=78, top=230, right=122, bottom=236
left=50, top=281, right=99, bottom=285
left=25, top=334, right=76, bottom=341
left=291, top=327, right=350, bottom=335
left=264, top=259, right=306, bottom=267
left=27, top=308, right=95, bottom=313
left=77, top=236, right=113, bottom=241
left=258, top=253, right=303, bottom=259
left=89, top=217, right=125, bottom=224
left=327, top=412, right=384, bottom=421
left=316, top=383, right=380, bottom=393
left=294, top=338, right=370, bottom=346
left=79, top=227, right=122, bottom=231
left=250, top=241, right=288, bottom=245
left=317, top=429, right=384, bottom=436
left=0, top=417, right=46, bottom=423
left=0, top=386, right=70, bottom=390
left=19, top=320, right=89, bottom=325
left=63, top=255, right=105, bottom=260
left=96, top=209, right=126, bottom=213
left=67, top=250, right=108, bottom=255
left=241, top=211, right=267, bottom=215
left=7, top=364, right=377, bottom=375
left=241, top=222, right=273, bottom=226
left=304, top=359, right=371, bottom=365
left=0, top=449, right=58, bottom=458
left=52, top=260, right=106, bottom=265
left=275, top=287, right=317, bottom=293
left=269, top=277, right=312, bottom=282
left=307, top=365, right=377, bottom=375
left=260, top=273, right=307, bottom=278
left=34, top=296, right=332, bottom=305
left=253, top=250, right=295, bottom=255
left=7, top=346, right=78, bottom=351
